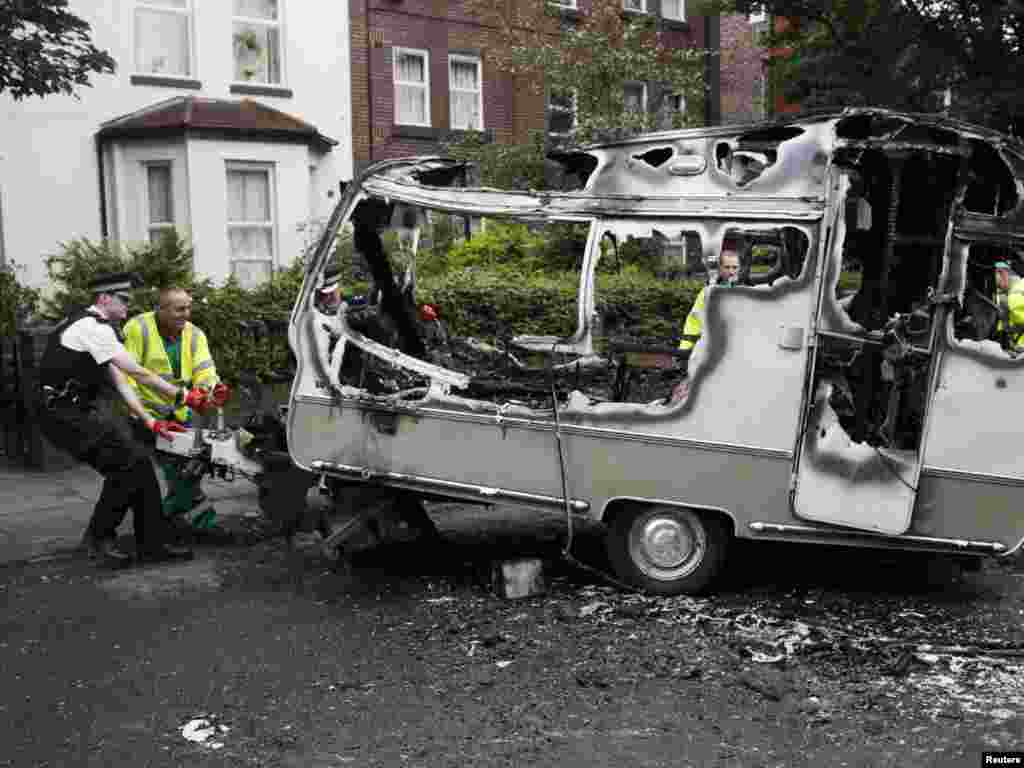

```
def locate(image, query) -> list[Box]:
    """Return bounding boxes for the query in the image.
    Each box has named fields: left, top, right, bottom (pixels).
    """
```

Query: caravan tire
left=606, top=505, right=730, bottom=595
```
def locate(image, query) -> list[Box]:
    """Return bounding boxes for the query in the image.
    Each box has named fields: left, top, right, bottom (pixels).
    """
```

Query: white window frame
left=133, top=0, right=195, bottom=79
left=226, top=161, right=277, bottom=287
left=624, top=82, right=648, bottom=113
left=548, top=0, right=577, bottom=8
left=393, top=47, right=431, bottom=127
left=547, top=89, right=577, bottom=136
left=231, top=0, right=285, bottom=86
left=623, top=0, right=648, bottom=13
left=661, top=0, right=685, bottom=21
left=144, top=161, right=175, bottom=244
left=749, top=5, right=768, bottom=24
left=448, top=54, right=483, bottom=131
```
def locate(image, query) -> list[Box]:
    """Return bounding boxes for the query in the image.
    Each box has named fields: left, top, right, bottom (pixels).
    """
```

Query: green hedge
left=38, top=231, right=704, bottom=383
left=41, top=233, right=303, bottom=384
left=418, top=266, right=702, bottom=343
left=0, top=262, right=40, bottom=338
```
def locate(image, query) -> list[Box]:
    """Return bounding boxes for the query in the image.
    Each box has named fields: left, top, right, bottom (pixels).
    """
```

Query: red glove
left=210, top=382, right=232, bottom=409
left=182, top=387, right=209, bottom=412
left=150, top=420, right=187, bottom=441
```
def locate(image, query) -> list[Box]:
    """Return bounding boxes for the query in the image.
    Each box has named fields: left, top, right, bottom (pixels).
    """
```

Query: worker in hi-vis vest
left=677, top=243, right=741, bottom=352
left=669, top=242, right=742, bottom=405
left=993, top=260, right=1024, bottom=353
left=123, top=286, right=230, bottom=532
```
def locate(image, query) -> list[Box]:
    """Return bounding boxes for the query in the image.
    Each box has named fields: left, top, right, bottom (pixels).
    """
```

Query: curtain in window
left=397, top=52, right=425, bottom=84
left=227, top=168, right=272, bottom=285
left=230, top=258, right=272, bottom=289
left=229, top=228, right=272, bottom=262
left=396, top=53, right=427, bottom=124
left=228, top=170, right=270, bottom=223
left=234, top=0, right=277, bottom=19
left=135, top=9, right=190, bottom=76
left=450, top=60, right=479, bottom=130
left=147, top=166, right=173, bottom=224
left=662, top=0, right=682, bottom=17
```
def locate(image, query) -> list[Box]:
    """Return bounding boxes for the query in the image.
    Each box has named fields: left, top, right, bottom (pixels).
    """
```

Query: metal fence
left=0, top=327, right=64, bottom=469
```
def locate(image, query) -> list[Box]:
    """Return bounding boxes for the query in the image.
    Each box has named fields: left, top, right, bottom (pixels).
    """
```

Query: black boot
left=82, top=532, right=133, bottom=567
left=137, top=543, right=194, bottom=563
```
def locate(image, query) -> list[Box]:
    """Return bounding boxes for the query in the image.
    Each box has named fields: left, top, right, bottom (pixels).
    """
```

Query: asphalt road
left=1, top=504, right=1021, bottom=768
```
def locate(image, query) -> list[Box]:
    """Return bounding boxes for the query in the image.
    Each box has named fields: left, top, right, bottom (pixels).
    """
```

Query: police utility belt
left=41, top=380, right=91, bottom=409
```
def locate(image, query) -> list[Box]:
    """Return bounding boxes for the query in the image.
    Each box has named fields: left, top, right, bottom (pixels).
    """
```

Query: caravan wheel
left=606, top=505, right=730, bottom=595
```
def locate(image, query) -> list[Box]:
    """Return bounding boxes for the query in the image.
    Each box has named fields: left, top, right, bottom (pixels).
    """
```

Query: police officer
left=37, top=271, right=209, bottom=566
left=315, top=264, right=343, bottom=315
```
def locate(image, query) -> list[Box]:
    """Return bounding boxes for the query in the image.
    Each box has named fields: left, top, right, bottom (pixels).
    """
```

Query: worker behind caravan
left=123, top=287, right=230, bottom=532
left=670, top=243, right=742, bottom=405
left=993, top=260, right=1024, bottom=354
left=677, top=243, right=741, bottom=352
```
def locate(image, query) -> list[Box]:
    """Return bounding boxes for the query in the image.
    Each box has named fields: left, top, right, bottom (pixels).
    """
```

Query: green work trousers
left=158, top=458, right=217, bottom=530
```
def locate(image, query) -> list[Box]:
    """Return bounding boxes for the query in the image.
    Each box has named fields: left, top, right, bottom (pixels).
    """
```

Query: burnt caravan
left=284, top=108, right=1024, bottom=594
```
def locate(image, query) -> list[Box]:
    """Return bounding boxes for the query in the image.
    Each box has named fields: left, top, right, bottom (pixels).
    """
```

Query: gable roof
left=97, top=96, right=337, bottom=152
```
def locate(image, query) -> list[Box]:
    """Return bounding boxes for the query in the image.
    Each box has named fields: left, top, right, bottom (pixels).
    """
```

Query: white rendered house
left=0, top=0, right=352, bottom=290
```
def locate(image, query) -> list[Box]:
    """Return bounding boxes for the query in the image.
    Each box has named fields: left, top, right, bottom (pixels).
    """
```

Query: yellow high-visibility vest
left=997, top=281, right=1024, bottom=350
left=123, top=312, right=218, bottom=422
left=679, top=287, right=706, bottom=351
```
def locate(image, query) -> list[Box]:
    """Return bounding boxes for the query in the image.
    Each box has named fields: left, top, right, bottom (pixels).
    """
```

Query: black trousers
left=38, top=401, right=170, bottom=554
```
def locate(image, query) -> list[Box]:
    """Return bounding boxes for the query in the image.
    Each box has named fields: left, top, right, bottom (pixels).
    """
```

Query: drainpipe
left=0, top=153, right=6, bottom=268
left=703, top=13, right=721, bottom=127
left=95, top=134, right=109, bottom=239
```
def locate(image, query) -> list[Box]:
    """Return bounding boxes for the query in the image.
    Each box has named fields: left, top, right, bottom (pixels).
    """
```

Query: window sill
left=444, top=128, right=494, bottom=144
left=550, top=6, right=582, bottom=21
left=392, top=124, right=443, bottom=140
left=661, top=18, right=690, bottom=31
left=131, top=74, right=202, bottom=90
left=230, top=83, right=294, bottom=98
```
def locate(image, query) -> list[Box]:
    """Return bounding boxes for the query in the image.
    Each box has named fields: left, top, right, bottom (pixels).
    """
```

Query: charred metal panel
left=579, top=124, right=831, bottom=201
left=913, top=471, right=1024, bottom=553
left=922, top=316, right=1024, bottom=480
left=287, top=399, right=568, bottom=503
left=794, top=380, right=916, bottom=535
left=360, top=173, right=826, bottom=222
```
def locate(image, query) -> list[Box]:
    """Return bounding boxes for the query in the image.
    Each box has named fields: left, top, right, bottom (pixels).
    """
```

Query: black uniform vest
left=39, top=309, right=122, bottom=402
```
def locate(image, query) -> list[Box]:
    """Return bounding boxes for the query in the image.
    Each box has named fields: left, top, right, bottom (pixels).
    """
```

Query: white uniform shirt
left=60, top=308, right=125, bottom=365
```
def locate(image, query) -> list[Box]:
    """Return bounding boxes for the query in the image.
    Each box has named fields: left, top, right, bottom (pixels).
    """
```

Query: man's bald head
left=156, top=286, right=192, bottom=339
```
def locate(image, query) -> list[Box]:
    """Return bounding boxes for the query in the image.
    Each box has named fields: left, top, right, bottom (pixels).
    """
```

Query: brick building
left=349, top=0, right=716, bottom=174
left=719, top=11, right=804, bottom=125
left=719, top=13, right=766, bottom=124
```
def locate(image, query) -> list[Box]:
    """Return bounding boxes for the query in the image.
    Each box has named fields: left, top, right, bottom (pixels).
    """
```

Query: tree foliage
left=709, top=0, right=1024, bottom=132
left=0, top=0, right=116, bottom=101
left=462, top=0, right=706, bottom=142
left=441, top=129, right=550, bottom=190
